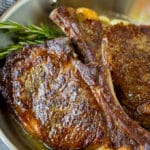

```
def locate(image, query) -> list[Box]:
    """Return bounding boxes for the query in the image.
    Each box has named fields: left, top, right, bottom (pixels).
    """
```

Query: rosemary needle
left=0, top=21, right=62, bottom=59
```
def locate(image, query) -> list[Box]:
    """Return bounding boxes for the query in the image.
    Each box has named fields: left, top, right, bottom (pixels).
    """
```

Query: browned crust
left=102, top=24, right=150, bottom=128
left=50, top=6, right=102, bottom=64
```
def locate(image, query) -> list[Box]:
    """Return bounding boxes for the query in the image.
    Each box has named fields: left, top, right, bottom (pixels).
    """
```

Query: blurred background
left=57, top=0, right=150, bottom=24
left=0, top=0, right=16, bottom=15
left=1, top=0, right=150, bottom=24
left=0, top=1, right=16, bottom=149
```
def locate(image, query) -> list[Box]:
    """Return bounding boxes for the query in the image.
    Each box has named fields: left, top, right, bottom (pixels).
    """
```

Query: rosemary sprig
left=0, top=41, right=43, bottom=59
left=0, top=21, right=62, bottom=59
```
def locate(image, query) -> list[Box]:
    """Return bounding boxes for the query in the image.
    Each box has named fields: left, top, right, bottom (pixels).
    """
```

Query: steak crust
left=102, top=24, right=150, bottom=128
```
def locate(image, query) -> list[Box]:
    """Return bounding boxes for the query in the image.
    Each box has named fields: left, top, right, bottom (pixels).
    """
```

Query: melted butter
left=76, top=8, right=99, bottom=20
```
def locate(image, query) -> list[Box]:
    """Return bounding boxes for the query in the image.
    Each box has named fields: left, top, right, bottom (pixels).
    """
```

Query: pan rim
left=0, top=1, right=30, bottom=149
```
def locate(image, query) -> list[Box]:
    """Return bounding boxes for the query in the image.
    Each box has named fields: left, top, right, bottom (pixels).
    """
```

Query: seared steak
left=50, top=6, right=150, bottom=149
left=0, top=38, right=110, bottom=149
left=51, top=6, right=150, bottom=129
left=1, top=36, right=142, bottom=150
left=102, top=24, right=150, bottom=128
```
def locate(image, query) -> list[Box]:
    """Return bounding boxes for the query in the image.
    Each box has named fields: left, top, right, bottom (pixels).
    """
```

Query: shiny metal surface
left=56, top=0, right=150, bottom=24
left=0, top=0, right=150, bottom=150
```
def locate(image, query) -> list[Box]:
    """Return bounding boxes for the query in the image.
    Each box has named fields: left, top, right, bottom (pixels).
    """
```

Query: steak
left=50, top=6, right=150, bottom=149
left=0, top=38, right=110, bottom=149
left=102, top=24, right=150, bottom=128
left=51, top=6, right=150, bottom=129
left=0, top=6, right=150, bottom=150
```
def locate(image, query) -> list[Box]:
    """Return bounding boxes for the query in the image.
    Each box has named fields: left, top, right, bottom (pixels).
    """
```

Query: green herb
left=0, top=21, right=62, bottom=59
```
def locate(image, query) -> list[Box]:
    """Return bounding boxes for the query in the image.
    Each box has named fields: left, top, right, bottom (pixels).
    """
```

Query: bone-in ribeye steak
left=50, top=6, right=150, bottom=149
